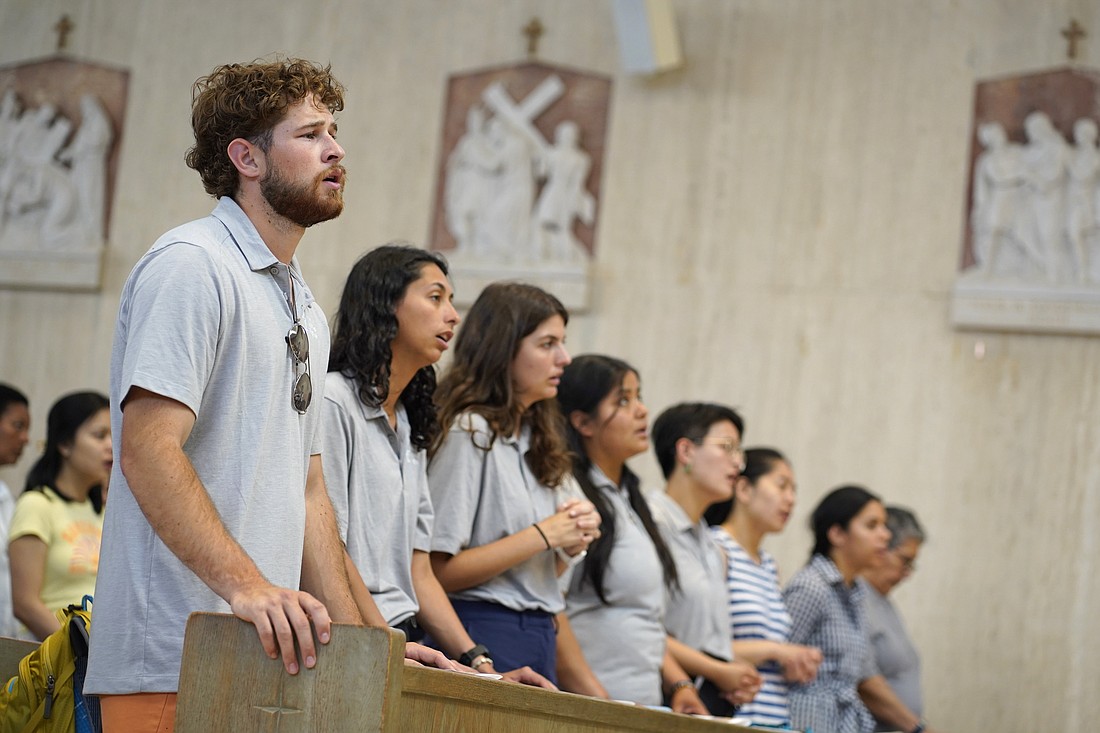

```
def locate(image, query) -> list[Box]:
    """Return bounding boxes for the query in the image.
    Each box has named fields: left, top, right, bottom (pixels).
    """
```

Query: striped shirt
left=711, top=528, right=792, bottom=727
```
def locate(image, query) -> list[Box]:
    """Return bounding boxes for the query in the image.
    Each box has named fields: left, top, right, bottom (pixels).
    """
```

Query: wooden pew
left=175, top=613, right=754, bottom=733
left=0, top=635, right=38, bottom=681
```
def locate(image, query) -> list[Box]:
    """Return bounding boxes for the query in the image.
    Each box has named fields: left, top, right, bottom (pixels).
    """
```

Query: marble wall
left=1, top=1, right=1097, bottom=730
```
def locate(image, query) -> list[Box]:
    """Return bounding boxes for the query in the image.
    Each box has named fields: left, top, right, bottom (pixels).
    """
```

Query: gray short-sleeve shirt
left=86, top=198, right=329, bottom=694
left=564, top=468, right=666, bottom=705
left=864, top=586, right=922, bottom=728
left=648, top=490, right=730, bottom=661
left=322, top=373, right=432, bottom=625
left=427, top=413, right=563, bottom=613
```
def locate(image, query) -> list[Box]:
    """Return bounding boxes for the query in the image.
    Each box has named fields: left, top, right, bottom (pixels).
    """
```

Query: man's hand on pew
left=230, top=583, right=332, bottom=676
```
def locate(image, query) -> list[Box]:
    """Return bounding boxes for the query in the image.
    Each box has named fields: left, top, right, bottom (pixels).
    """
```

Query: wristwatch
left=458, top=643, right=492, bottom=668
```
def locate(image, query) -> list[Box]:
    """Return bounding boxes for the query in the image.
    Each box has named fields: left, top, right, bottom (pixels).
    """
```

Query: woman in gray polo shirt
left=648, top=402, right=764, bottom=716
left=428, top=282, right=604, bottom=690
left=324, top=245, right=553, bottom=687
left=556, top=354, right=708, bottom=714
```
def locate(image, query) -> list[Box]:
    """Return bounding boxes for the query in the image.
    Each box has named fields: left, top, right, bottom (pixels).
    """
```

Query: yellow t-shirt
left=8, top=486, right=102, bottom=614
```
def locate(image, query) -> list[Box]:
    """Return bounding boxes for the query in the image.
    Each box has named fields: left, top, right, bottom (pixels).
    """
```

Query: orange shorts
left=100, top=692, right=177, bottom=733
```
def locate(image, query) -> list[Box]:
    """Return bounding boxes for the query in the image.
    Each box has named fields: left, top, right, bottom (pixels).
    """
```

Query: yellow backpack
left=0, top=596, right=99, bottom=733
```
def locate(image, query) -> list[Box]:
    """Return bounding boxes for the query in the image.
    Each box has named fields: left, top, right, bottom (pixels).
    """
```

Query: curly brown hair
left=185, top=57, right=346, bottom=199
left=432, top=282, right=572, bottom=488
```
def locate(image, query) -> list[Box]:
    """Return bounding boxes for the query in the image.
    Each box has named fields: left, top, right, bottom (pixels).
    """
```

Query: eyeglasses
left=894, top=552, right=917, bottom=573
left=286, top=274, right=312, bottom=414
left=704, top=439, right=744, bottom=459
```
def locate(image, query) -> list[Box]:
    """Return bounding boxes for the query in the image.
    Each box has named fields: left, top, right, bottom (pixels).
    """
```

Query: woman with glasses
left=9, top=391, right=109, bottom=639
left=428, top=282, right=604, bottom=691
left=783, top=485, right=890, bottom=733
left=704, top=448, right=823, bottom=727
left=648, top=402, right=763, bottom=716
left=555, top=355, right=707, bottom=713
left=858, top=506, right=945, bottom=733
left=322, top=244, right=551, bottom=685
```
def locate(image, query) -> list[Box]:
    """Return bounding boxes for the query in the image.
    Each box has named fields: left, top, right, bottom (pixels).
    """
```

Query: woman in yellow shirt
left=9, top=391, right=110, bottom=639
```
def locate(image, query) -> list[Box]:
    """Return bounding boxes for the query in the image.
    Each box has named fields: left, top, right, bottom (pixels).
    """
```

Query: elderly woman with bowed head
left=859, top=506, right=946, bottom=733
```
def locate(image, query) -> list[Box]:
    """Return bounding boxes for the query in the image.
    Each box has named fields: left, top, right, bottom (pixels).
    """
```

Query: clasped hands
left=536, top=498, right=601, bottom=557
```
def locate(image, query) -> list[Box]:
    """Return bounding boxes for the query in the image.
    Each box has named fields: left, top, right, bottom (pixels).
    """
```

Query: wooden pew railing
left=174, top=613, right=754, bottom=733
left=0, top=635, right=38, bottom=681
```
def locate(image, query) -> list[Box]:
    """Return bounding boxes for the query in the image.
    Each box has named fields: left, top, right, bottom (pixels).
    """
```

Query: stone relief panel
left=953, top=67, right=1100, bottom=335
left=0, top=57, right=129, bottom=291
left=428, top=61, right=611, bottom=310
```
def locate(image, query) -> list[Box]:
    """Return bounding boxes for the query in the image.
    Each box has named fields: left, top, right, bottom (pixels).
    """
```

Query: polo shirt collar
left=498, top=421, right=530, bottom=448
left=588, top=465, right=618, bottom=492
left=657, top=492, right=695, bottom=534
left=211, top=197, right=313, bottom=305
left=811, top=553, right=864, bottom=601
left=359, top=396, right=408, bottom=434
left=809, top=553, right=843, bottom=584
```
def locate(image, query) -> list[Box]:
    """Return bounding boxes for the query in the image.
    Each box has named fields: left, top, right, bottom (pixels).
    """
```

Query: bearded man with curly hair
left=86, top=58, right=364, bottom=732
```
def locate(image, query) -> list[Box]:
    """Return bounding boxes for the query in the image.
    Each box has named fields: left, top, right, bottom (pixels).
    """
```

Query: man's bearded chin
left=261, top=168, right=345, bottom=228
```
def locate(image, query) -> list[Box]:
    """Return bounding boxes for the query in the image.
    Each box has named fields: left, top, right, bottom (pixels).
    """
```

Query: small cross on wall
left=523, top=18, right=544, bottom=58
left=54, top=14, right=74, bottom=52
left=1062, top=19, right=1086, bottom=60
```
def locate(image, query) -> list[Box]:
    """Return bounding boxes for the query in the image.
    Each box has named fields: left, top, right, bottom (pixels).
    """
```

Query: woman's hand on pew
left=496, top=665, right=559, bottom=690
left=669, top=684, right=708, bottom=715
left=403, top=641, right=466, bottom=670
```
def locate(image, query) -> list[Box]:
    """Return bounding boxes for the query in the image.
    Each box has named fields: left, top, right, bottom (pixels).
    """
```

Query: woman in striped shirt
left=706, top=448, right=822, bottom=727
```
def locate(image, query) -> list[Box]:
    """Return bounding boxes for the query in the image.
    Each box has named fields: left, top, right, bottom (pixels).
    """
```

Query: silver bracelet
left=555, top=547, right=587, bottom=568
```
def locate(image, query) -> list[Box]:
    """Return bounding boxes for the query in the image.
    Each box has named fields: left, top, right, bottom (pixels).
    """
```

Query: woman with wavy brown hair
left=427, top=282, right=603, bottom=691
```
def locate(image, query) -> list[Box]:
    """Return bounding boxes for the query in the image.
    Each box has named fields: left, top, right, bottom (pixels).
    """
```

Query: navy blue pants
left=447, top=599, right=558, bottom=684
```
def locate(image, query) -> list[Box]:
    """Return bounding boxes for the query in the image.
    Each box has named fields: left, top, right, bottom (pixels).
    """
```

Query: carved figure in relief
left=534, top=121, right=594, bottom=262
left=442, top=75, right=593, bottom=265
left=481, top=115, right=539, bottom=262
left=0, top=93, right=112, bottom=252
left=444, top=105, right=493, bottom=256
left=970, top=122, right=1031, bottom=275
left=1066, top=117, right=1100, bottom=282
left=59, top=94, right=113, bottom=243
left=1020, top=111, right=1070, bottom=280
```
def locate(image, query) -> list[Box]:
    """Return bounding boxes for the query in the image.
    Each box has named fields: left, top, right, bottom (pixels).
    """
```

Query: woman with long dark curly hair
left=323, top=244, right=551, bottom=685
left=428, top=282, right=603, bottom=690
left=9, top=390, right=109, bottom=639
left=556, top=354, right=707, bottom=713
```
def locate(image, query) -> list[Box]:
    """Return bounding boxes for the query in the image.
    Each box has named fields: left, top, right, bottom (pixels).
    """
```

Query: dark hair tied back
left=557, top=355, right=679, bottom=601
left=809, top=484, right=880, bottom=559
left=704, top=447, right=788, bottom=526
left=25, top=391, right=109, bottom=514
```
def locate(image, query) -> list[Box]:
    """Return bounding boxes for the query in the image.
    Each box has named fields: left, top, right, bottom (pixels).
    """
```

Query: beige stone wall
left=2, top=1, right=1097, bottom=729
